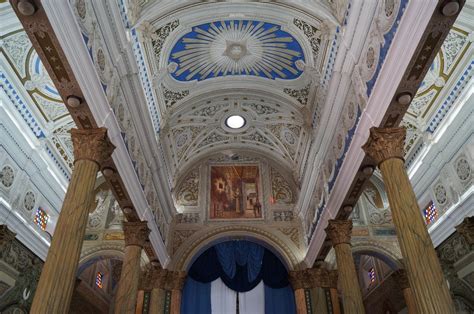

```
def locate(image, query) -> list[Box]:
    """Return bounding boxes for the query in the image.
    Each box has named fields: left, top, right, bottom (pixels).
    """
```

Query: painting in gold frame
left=210, top=165, right=263, bottom=219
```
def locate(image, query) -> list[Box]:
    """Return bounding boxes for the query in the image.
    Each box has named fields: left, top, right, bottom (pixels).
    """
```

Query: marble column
left=328, top=270, right=341, bottom=314
left=309, top=267, right=340, bottom=314
left=148, top=266, right=167, bottom=314
left=289, top=270, right=310, bottom=314
left=363, top=127, right=455, bottom=313
left=394, top=269, right=417, bottom=314
left=114, top=221, right=150, bottom=314
left=31, top=128, right=114, bottom=314
left=325, top=220, right=365, bottom=314
left=168, top=271, right=187, bottom=314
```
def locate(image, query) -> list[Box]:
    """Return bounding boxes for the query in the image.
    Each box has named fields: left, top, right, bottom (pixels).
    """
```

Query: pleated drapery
left=264, top=285, right=296, bottom=314
left=240, top=281, right=265, bottom=314
left=181, top=277, right=211, bottom=314
left=188, top=242, right=289, bottom=292
left=181, top=241, right=296, bottom=314
left=211, top=278, right=236, bottom=314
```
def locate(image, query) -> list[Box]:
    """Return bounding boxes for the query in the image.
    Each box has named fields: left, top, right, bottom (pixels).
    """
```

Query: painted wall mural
left=210, top=165, right=263, bottom=219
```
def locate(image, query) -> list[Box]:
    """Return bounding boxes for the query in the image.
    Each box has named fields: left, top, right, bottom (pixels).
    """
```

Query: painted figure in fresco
left=253, top=199, right=262, bottom=218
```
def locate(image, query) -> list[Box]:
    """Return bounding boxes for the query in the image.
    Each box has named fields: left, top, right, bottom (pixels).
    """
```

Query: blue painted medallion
left=168, top=20, right=305, bottom=81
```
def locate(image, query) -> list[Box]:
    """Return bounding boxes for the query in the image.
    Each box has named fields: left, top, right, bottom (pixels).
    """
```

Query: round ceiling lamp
left=225, top=115, right=246, bottom=129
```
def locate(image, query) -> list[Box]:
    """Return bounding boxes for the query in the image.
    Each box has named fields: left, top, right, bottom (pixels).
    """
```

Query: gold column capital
left=325, top=219, right=353, bottom=246
left=166, top=271, right=187, bottom=291
left=455, top=216, right=474, bottom=245
left=140, top=265, right=167, bottom=290
left=308, top=268, right=338, bottom=288
left=394, top=269, right=410, bottom=290
left=362, top=127, right=406, bottom=165
left=123, top=221, right=150, bottom=247
left=288, top=270, right=308, bottom=290
left=71, top=128, right=115, bottom=166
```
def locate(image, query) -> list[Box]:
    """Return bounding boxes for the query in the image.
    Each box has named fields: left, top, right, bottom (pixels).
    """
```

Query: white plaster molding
left=304, top=0, right=438, bottom=266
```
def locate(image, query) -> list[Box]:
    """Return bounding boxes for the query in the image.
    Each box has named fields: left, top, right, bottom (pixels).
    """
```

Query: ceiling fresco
left=167, top=20, right=306, bottom=81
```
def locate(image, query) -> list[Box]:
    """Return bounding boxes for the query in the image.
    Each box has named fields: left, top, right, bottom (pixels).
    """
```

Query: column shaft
left=333, top=243, right=365, bottom=314
left=149, top=288, right=165, bottom=314
left=329, top=287, right=341, bottom=314
left=402, top=287, right=417, bottom=314
left=380, top=159, right=454, bottom=313
left=294, top=288, right=307, bottom=314
left=114, top=221, right=150, bottom=314
left=30, top=128, right=114, bottom=313
left=115, top=245, right=142, bottom=313
left=31, top=160, right=99, bottom=313
left=363, top=127, right=455, bottom=313
left=167, top=271, right=186, bottom=314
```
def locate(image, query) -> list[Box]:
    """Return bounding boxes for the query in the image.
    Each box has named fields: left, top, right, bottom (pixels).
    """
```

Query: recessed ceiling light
left=225, top=115, right=246, bottom=129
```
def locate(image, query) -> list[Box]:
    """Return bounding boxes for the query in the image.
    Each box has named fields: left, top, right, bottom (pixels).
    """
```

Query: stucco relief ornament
left=0, top=166, right=14, bottom=187
left=362, top=127, right=406, bottom=165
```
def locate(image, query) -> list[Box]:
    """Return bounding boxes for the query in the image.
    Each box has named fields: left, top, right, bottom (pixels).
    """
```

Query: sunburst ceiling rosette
left=168, top=20, right=305, bottom=82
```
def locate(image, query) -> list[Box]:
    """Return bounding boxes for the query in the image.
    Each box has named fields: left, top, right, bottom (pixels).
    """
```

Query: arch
left=170, top=226, right=304, bottom=271
left=79, top=243, right=125, bottom=265
left=351, top=239, right=403, bottom=270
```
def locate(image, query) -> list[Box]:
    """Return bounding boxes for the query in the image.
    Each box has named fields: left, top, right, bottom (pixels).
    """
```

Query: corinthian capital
left=362, top=127, right=406, bottom=165
left=71, top=128, right=115, bottom=166
left=326, top=219, right=353, bottom=246
left=123, top=221, right=150, bottom=247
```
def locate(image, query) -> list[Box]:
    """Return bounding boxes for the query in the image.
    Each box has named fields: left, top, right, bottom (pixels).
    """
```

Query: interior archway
left=181, top=240, right=296, bottom=314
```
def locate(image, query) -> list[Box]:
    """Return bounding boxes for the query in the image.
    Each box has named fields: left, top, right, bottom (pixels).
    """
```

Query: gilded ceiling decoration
left=168, top=20, right=305, bottom=81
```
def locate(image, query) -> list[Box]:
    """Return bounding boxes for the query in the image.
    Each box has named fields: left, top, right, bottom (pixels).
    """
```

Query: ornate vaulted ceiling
left=62, top=0, right=419, bottom=265
left=6, top=0, right=463, bottom=267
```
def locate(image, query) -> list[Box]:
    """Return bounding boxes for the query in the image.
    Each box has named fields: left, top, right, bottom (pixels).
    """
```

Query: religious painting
left=210, top=165, right=263, bottom=219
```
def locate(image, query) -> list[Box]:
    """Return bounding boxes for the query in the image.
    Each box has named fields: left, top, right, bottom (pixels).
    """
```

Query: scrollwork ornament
left=362, top=127, right=406, bottom=165
left=71, top=128, right=115, bottom=166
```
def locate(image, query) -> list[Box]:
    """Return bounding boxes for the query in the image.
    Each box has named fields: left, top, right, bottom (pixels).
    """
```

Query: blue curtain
left=181, top=277, right=211, bottom=314
left=215, top=241, right=264, bottom=282
left=188, top=241, right=290, bottom=292
left=264, top=285, right=296, bottom=314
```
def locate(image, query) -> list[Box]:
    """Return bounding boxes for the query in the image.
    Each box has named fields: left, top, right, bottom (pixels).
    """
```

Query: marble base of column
left=114, top=222, right=150, bottom=314
left=30, top=128, right=114, bottom=314
left=363, top=127, right=455, bottom=314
